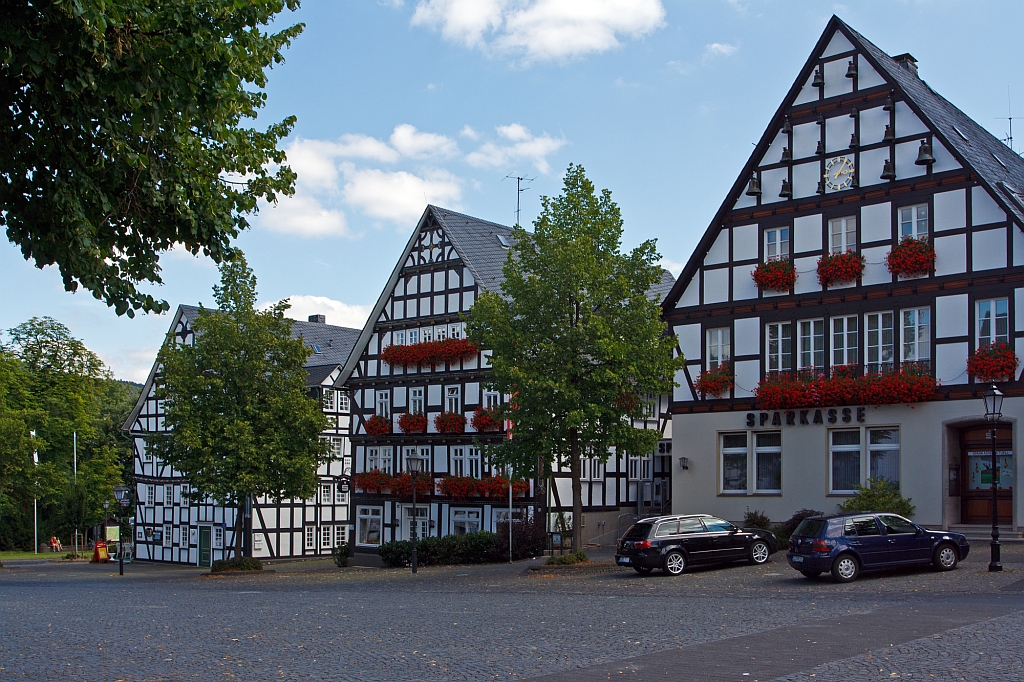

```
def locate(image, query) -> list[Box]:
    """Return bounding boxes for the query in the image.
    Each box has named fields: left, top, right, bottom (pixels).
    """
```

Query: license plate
left=617, top=557, right=631, bottom=565
left=791, top=555, right=804, bottom=563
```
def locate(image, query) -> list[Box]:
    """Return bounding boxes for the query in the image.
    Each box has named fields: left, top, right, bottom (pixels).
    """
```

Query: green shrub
left=378, top=540, right=412, bottom=568
left=743, top=508, right=772, bottom=530
left=210, top=557, right=263, bottom=573
left=772, top=508, right=824, bottom=546
left=546, top=550, right=588, bottom=565
left=332, top=542, right=349, bottom=568
left=838, top=478, right=915, bottom=517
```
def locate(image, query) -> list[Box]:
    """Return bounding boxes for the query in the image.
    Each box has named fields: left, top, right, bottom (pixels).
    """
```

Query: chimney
left=308, top=314, right=326, bottom=324
left=892, top=53, right=918, bottom=77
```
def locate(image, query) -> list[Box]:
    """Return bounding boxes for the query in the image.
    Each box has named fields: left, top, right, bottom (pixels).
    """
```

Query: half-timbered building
left=342, top=206, right=676, bottom=551
left=124, top=305, right=361, bottom=565
left=665, top=16, right=1024, bottom=533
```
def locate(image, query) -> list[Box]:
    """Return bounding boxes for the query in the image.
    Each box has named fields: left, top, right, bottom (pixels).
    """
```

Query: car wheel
left=800, top=570, right=822, bottom=579
left=633, top=565, right=654, bottom=574
left=748, top=540, right=771, bottom=565
left=933, top=543, right=958, bottom=571
left=663, top=551, right=687, bottom=576
left=831, top=554, right=860, bottom=583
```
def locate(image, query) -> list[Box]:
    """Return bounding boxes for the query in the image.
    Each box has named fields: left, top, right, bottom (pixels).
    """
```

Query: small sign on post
left=105, top=526, right=120, bottom=542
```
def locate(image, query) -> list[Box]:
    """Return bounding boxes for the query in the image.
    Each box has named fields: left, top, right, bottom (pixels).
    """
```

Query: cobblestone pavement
left=0, top=545, right=1022, bottom=681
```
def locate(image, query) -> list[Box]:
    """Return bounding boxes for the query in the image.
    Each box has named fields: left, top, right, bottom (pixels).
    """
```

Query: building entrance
left=959, top=426, right=1013, bottom=524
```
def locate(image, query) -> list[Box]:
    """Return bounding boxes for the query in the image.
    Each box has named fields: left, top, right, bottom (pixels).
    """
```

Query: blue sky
left=3, top=0, right=1023, bottom=381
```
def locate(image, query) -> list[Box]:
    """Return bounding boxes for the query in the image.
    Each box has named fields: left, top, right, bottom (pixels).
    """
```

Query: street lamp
left=983, top=385, right=1003, bottom=572
left=407, top=456, right=422, bottom=574
left=114, top=485, right=131, bottom=576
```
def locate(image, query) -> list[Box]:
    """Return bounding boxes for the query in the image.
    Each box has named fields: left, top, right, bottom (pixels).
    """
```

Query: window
left=213, top=526, right=223, bottom=549
left=322, top=388, right=336, bottom=411
left=335, top=525, right=348, bottom=546
left=253, top=534, right=263, bottom=552
left=146, top=485, right=155, bottom=506
left=446, top=386, right=461, bottom=413
left=765, top=227, right=790, bottom=261
left=655, top=521, right=678, bottom=537
left=304, top=526, right=315, bottom=549
left=865, top=312, right=894, bottom=374
left=703, top=518, right=736, bottom=532
left=640, top=456, right=651, bottom=481
left=754, top=432, right=782, bottom=493
left=899, top=204, right=928, bottom=240
left=320, top=484, right=332, bottom=505
left=394, top=330, right=406, bottom=346
left=766, top=322, right=793, bottom=373
left=832, top=316, right=859, bottom=366
left=587, top=458, right=605, bottom=481
left=878, top=514, right=916, bottom=535
left=901, top=308, right=930, bottom=364
left=721, top=433, right=748, bottom=492
left=366, top=447, right=393, bottom=474
left=677, top=517, right=705, bottom=533
left=830, top=430, right=861, bottom=493
left=798, top=319, right=825, bottom=371
left=408, top=387, right=424, bottom=415
left=421, top=327, right=433, bottom=343
left=452, top=509, right=481, bottom=535
left=451, top=447, right=481, bottom=478
left=844, top=516, right=881, bottom=537
left=163, top=524, right=172, bottom=547
left=435, top=325, right=447, bottom=341
left=829, top=216, right=857, bottom=253
left=628, top=456, right=640, bottom=481
left=165, top=484, right=174, bottom=505
left=357, top=507, right=382, bottom=546
left=977, top=298, right=1009, bottom=346
left=408, top=329, right=419, bottom=345
left=331, top=437, right=344, bottom=460
left=375, top=391, right=390, bottom=418
left=403, top=446, right=427, bottom=474
left=338, top=392, right=350, bottom=413
left=449, top=323, right=463, bottom=340
left=321, top=525, right=333, bottom=548
left=706, top=328, right=731, bottom=370
left=869, top=428, right=900, bottom=485
left=483, top=390, right=499, bottom=410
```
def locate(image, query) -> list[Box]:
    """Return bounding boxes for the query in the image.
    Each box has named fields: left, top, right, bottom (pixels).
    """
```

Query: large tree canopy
left=468, top=164, right=684, bottom=550
left=1, top=0, right=302, bottom=316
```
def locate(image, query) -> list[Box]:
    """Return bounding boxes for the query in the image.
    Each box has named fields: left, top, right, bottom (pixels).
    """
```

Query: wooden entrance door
left=199, top=526, right=212, bottom=567
left=960, top=426, right=1013, bottom=524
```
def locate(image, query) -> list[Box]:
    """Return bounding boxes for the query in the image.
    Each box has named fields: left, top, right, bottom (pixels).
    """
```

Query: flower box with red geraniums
left=694, top=364, right=733, bottom=399
left=434, top=411, right=466, bottom=434
left=967, top=343, right=1019, bottom=383
left=477, top=476, right=530, bottom=498
left=438, top=475, right=478, bottom=500
left=364, top=414, right=392, bottom=437
left=352, top=470, right=393, bottom=494
left=816, top=250, right=865, bottom=288
left=754, top=366, right=937, bottom=410
left=857, top=366, right=937, bottom=405
left=751, top=259, right=796, bottom=292
left=390, top=472, right=434, bottom=499
left=380, top=338, right=478, bottom=369
left=471, top=407, right=502, bottom=432
left=397, top=411, right=427, bottom=434
left=886, top=237, right=936, bottom=278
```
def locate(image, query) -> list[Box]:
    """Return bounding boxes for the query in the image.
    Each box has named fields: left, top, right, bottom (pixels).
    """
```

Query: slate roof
left=430, top=206, right=514, bottom=293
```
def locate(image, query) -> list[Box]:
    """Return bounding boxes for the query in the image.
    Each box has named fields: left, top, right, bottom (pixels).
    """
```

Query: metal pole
left=32, top=431, right=37, bottom=554
left=509, top=471, right=513, bottom=563
left=119, top=507, right=125, bottom=576
left=989, top=423, right=1002, bottom=572
left=411, top=472, right=418, bottom=575
left=74, top=431, right=78, bottom=558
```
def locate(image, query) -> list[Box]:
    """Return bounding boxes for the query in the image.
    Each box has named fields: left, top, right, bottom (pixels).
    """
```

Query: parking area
left=1, top=545, right=1022, bottom=681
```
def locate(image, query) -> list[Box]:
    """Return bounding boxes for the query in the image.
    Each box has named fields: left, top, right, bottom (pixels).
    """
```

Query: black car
left=615, top=514, right=779, bottom=575
left=786, top=512, right=970, bottom=582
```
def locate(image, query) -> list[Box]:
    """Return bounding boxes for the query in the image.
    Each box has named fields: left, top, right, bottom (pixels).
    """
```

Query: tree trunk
left=570, top=429, right=582, bottom=552
left=233, top=498, right=244, bottom=560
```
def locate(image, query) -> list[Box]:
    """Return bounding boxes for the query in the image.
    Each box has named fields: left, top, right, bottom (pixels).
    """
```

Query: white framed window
left=331, top=437, right=344, bottom=460
left=408, top=329, right=419, bottom=345
left=146, top=485, right=155, bottom=506
left=977, top=298, right=1009, bottom=347
left=435, top=325, right=447, bottom=341
left=627, top=456, right=640, bottom=481
left=754, top=432, right=782, bottom=493
left=421, top=327, right=433, bottom=343
left=380, top=447, right=393, bottom=475
left=766, top=322, right=793, bottom=373
left=366, top=447, right=393, bottom=474
left=452, top=509, right=481, bottom=535
left=832, top=315, right=859, bottom=366
left=798, top=319, right=825, bottom=371
left=164, top=484, right=173, bottom=505
left=590, top=458, right=604, bottom=481
left=409, top=387, right=424, bottom=414
left=706, top=327, right=731, bottom=370
left=865, top=312, right=894, bottom=374
left=765, top=227, right=790, bottom=261
left=335, top=525, right=348, bottom=546
left=322, top=388, right=336, bottom=411
left=721, top=433, right=748, bottom=493
left=449, top=323, right=463, bottom=340
left=830, top=429, right=861, bottom=494
left=829, top=216, right=857, bottom=253
left=451, top=447, right=466, bottom=477
left=375, top=391, right=390, bottom=418
left=304, top=525, right=315, bottom=549
left=338, top=391, right=350, bottom=413
left=321, top=525, right=333, bottom=549
left=213, top=526, right=223, bottom=549
left=335, top=485, right=348, bottom=505
left=641, top=456, right=651, bottom=480
left=483, top=390, right=499, bottom=410
left=163, top=524, right=172, bottom=547
left=869, top=428, right=900, bottom=486
left=356, top=507, right=382, bottom=546
left=394, top=330, right=406, bottom=346
left=320, top=483, right=332, bottom=505
left=446, top=386, right=460, bottom=413
left=899, top=204, right=928, bottom=240
left=901, top=308, right=931, bottom=364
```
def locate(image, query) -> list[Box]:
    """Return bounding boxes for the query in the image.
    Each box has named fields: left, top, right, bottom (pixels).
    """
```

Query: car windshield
left=623, top=523, right=653, bottom=540
left=792, top=518, right=826, bottom=538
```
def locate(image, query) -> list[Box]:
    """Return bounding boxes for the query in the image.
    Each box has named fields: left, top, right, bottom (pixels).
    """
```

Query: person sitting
left=49, top=536, right=60, bottom=552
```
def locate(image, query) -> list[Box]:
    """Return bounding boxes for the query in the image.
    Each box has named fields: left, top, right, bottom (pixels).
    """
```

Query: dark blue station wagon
left=787, top=512, right=970, bottom=582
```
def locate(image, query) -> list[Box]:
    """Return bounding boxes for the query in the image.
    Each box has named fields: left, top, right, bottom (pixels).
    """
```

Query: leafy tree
left=468, top=164, right=684, bottom=551
left=1, top=0, right=303, bottom=316
left=838, top=478, right=916, bottom=518
left=152, top=253, right=329, bottom=557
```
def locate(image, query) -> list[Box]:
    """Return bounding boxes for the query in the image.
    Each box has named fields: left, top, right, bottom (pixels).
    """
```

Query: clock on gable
left=824, top=156, right=856, bottom=191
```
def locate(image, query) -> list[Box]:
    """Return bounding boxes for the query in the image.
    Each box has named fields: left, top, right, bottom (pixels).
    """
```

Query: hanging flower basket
left=751, top=259, right=796, bottom=292
left=397, top=411, right=427, bottom=434
left=434, top=411, right=466, bottom=434
left=754, top=365, right=937, bottom=410
left=694, top=364, right=733, bottom=399
left=364, top=414, right=392, bottom=437
left=352, top=470, right=392, bottom=494
left=817, top=250, right=865, bottom=287
left=886, top=237, right=936, bottom=278
left=967, top=343, right=1019, bottom=383
left=471, top=407, right=502, bottom=432
left=380, top=338, right=478, bottom=368
left=438, top=475, right=478, bottom=500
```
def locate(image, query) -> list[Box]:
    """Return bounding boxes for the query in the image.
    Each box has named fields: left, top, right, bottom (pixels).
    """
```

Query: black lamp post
left=114, top=485, right=131, bottom=576
left=982, top=385, right=1003, bottom=572
left=407, top=456, right=421, bottom=574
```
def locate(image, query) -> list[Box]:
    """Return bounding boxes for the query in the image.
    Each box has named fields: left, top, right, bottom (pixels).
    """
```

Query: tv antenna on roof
left=996, top=87, right=1022, bottom=156
left=504, top=173, right=535, bottom=227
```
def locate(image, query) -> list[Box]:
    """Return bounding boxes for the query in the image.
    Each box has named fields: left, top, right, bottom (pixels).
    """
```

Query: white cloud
left=260, top=194, right=350, bottom=237
left=389, top=124, right=459, bottom=159
left=412, top=0, right=666, bottom=62
left=100, top=346, right=160, bottom=383
left=466, top=123, right=565, bottom=173
left=341, top=164, right=463, bottom=223
left=658, top=257, right=685, bottom=277
left=703, top=42, right=737, bottom=59
left=263, top=296, right=372, bottom=330
left=459, top=124, right=480, bottom=140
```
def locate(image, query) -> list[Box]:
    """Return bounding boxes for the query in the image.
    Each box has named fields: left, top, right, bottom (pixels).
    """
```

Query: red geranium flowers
left=886, top=237, right=936, bottom=278
left=817, top=250, right=865, bottom=287
left=752, top=259, right=796, bottom=292
left=968, top=343, right=1019, bottom=383
left=381, top=338, right=478, bottom=369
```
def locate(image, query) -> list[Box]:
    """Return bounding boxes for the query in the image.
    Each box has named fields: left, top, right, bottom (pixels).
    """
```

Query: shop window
left=721, top=433, right=748, bottom=493
left=869, top=428, right=900, bottom=486
left=357, top=507, right=382, bottom=546
left=452, top=509, right=481, bottom=535
left=706, top=328, right=731, bottom=370
left=798, top=319, right=825, bottom=372
left=829, top=216, right=857, bottom=253
left=977, top=298, right=1009, bottom=347
left=899, top=204, right=929, bottom=240
left=831, top=430, right=861, bottom=493
left=865, top=312, right=894, bottom=374
left=765, top=227, right=790, bottom=261
left=754, top=432, right=782, bottom=493
left=766, top=322, right=793, bottom=373
left=832, top=315, right=859, bottom=367
left=901, top=308, right=930, bottom=365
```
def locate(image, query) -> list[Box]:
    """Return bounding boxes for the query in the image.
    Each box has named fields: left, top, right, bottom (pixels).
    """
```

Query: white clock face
left=824, top=156, right=855, bottom=191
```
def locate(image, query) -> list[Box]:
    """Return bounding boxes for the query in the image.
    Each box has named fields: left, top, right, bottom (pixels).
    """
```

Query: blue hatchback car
left=786, top=512, right=970, bottom=582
